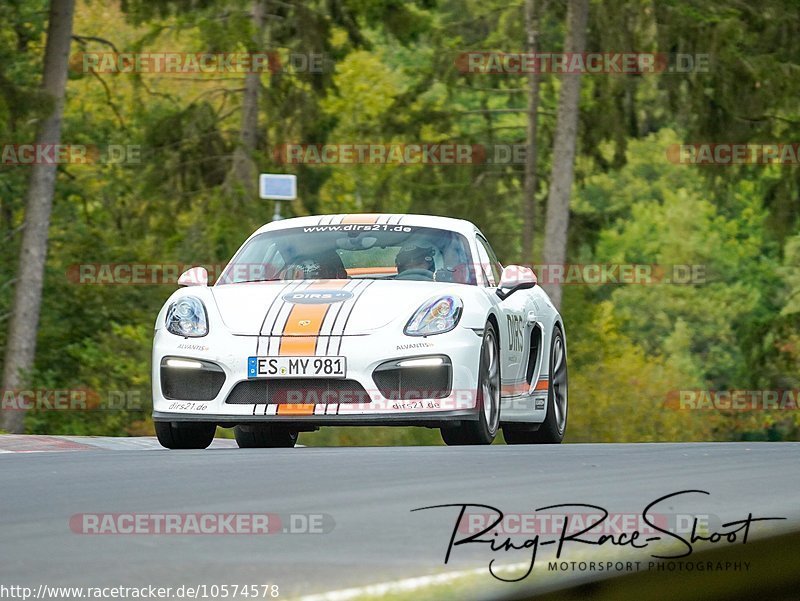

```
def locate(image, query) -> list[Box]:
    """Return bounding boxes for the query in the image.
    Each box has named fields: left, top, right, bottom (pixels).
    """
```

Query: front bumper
left=152, top=325, right=483, bottom=424
left=152, top=409, right=477, bottom=427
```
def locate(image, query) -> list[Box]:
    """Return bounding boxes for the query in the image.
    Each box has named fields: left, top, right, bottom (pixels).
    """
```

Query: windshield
left=217, top=225, right=477, bottom=285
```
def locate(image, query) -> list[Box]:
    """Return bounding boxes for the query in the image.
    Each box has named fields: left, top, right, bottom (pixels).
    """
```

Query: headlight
left=404, top=296, right=462, bottom=336
left=165, top=296, right=208, bottom=337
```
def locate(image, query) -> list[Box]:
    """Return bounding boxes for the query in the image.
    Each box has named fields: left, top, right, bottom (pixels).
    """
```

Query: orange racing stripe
left=346, top=266, right=397, bottom=276
left=278, top=280, right=349, bottom=356
left=279, top=303, right=329, bottom=356
left=500, top=378, right=549, bottom=396
left=276, top=403, right=315, bottom=415
left=341, top=214, right=380, bottom=224
left=276, top=280, right=349, bottom=415
left=501, top=382, right=529, bottom=396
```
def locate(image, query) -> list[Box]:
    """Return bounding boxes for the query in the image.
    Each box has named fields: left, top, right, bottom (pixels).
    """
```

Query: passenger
left=435, top=242, right=473, bottom=284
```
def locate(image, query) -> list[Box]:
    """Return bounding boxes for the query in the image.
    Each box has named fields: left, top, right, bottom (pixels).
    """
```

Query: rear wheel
left=504, top=324, right=567, bottom=444
left=234, top=424, right=298, bottom=448
left=441, top=321, right=500, bottom=445
left=155, top=421, right=216, bottom=449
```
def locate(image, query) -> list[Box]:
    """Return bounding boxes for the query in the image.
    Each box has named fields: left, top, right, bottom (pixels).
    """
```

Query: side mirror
left=178, top=266, right=209, bottom=287
left=496, top=265, right=537, bottom=300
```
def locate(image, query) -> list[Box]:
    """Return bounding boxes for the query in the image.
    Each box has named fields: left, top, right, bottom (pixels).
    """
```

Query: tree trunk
left=541, top=0, right=589, bottom=309
left=1, top=0, right=75, bottom=433
left=521, top=0, right=541, bottom=266
left=227, top=0, right=267, bottom=198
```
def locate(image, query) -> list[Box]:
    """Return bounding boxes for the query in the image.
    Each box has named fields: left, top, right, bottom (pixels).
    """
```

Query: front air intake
left=160, top=357, right=225, bottom=401
left=373, top=356, right=452, bottom=400
left=225, top=379, right=371, bottom=405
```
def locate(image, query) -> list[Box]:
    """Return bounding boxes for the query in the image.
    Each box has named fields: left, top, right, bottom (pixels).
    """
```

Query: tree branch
left=72, top=35, right=119, bottom=52
left=88, top=70, right=126, bottom=130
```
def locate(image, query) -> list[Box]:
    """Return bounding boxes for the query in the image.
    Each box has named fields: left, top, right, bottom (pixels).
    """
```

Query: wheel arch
left=486, top=311, right=500, bottom=338
left=553, top=317, right=567, bottom=353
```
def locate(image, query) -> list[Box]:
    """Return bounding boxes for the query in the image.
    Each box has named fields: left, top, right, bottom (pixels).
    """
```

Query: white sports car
left=152, top=214, right=567, bottom=448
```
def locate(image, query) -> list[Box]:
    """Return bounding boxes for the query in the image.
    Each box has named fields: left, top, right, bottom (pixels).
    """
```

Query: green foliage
left=566, top=301, right=715, bottom=442
left=576, top=130, right=776, bottom=386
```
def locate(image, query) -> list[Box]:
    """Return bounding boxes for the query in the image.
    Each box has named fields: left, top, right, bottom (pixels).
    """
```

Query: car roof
left=252, top=214, right=480, bottom=237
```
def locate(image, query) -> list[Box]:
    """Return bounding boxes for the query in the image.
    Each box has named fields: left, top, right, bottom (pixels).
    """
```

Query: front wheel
left=155, top=421, right=216, bottom=449
left=234, top=424, right=298, bottom=448
left=504, top=324, right=567, bottom=444
left=441, top=321, right=500, bottom=445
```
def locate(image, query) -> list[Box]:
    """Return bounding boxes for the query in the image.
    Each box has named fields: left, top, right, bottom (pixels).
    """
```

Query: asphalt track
left=0, top=437, right=799, bottom=600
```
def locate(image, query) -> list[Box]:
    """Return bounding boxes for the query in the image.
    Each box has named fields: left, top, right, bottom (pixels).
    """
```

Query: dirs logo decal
left=507, top=314, right=524, bottom=352
left=282, top=290, right=354, bottom=304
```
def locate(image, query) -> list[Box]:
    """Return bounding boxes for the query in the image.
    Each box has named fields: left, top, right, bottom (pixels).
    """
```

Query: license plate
left=247, top=356, right=347, bottom=379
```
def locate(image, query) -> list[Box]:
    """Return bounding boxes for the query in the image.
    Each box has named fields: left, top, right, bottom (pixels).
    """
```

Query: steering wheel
left=280, top=258, right=349, bottom=280
left=279, top=260, right=321, bottom=280
left=395, top=268, right=434, bottom=281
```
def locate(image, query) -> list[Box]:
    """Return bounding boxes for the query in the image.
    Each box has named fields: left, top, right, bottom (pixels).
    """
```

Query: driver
left=285, top=250, right=348, bottom=280
left=394, top=245, right=435, bottom=280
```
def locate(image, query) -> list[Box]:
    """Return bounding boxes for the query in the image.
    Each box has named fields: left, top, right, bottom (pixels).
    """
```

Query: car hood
left=210, top=279, right=465, bottom=335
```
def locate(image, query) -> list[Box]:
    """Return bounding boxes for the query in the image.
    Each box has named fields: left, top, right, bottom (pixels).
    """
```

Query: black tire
left=234, top=424, right=298, bottom=448
left=504, top=324, right=567, bottom=444
left=441, top=321, right=500, bottom=445
left=155, top=421, right=216, bottom=449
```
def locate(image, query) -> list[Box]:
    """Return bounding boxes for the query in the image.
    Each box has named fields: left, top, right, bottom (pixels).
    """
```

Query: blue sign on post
left=259, top=174, right=297, bottom=200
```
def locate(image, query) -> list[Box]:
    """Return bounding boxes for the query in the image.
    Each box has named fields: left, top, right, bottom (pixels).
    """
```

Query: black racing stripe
left=318, top=279, right=360, bottom=355
left=252, top=281, right=295, bottom=413
left=272, top=280, right=318, bottom=354
left=264, top=281, right=310, bottom=355
left=324, top=279, right=368, bottom=355
left=263, top=281, right=300, bottom=336
left=255, top=282, right=292, bottom=356
left=336, top=280, right=374, bottom=354
left=312, top=303, right=338, bottom=356
left=325, top=279, right=369, bottom=354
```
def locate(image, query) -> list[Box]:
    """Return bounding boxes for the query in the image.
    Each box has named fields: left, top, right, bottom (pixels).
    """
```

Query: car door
left=474, top=235, right=530, bottom=391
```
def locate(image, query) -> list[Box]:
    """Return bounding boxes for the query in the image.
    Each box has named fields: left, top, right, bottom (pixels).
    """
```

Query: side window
left=476, top=236, right=503, bottom=286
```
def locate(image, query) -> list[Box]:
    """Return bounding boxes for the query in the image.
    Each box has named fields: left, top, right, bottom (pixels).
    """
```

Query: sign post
left=259, top=174, right=297, bottom=221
